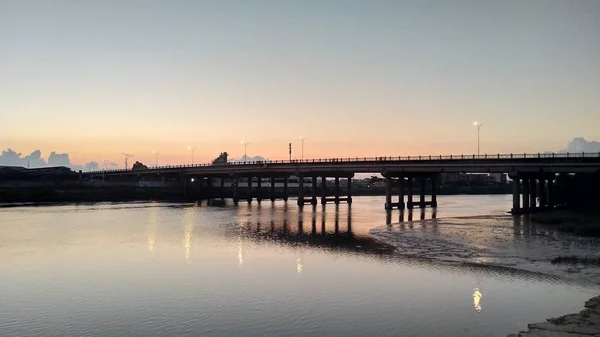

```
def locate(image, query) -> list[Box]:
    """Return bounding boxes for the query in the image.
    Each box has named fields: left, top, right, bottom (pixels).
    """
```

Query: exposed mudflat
left=508, top=295, right=600, bottom=336
left=370, top=214, right=600, bottom=284
left=370, top=214, right=600, bottom=336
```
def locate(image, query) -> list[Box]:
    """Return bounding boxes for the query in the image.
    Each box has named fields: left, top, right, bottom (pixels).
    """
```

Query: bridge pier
left=347, top=177, right=353, bottom=204
left=386, top=174, right=436, bottom=210
left=407, top=177, right=414, bottom=209
left=321, top=176, right=327, bottom=205
left=206, top=177, right=213, bottom=199
left=512, top=177, right=521, bottom=213
left=256, top=178, right=262, bottom=202
left=399, top=177, right=405, bottom=209
left=529, top=178, right=537, bottom=210
left=220, top=178, right=225, bottom=200
left=270, top=177, right=276, bottom=202
left=233, top=177, right=240, bottom=204
left=539, top=178, right=547, bottom=209
left=334, top=177, right=340, bottom=204
left=297, top=175, right=305, bottom=207
left=547, top=177, right=554, bottom=208
left=511, top=173, right=558, bottom=214
left=312, top=176, right=318, bottom=205
left=283, top=178, right=288, bottom=202
left=419, top=177, right=426, bottom=208
left=522, top=178, right=530, bottom=212
left=247, top=176, right=252, bottom=203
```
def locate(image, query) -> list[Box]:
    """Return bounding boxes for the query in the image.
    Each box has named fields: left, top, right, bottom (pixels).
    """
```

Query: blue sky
left=1, top=1, right=599, bottom=165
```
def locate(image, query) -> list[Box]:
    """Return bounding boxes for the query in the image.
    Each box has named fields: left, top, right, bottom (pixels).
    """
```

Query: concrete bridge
left=84, top=152, right=600, bottom=213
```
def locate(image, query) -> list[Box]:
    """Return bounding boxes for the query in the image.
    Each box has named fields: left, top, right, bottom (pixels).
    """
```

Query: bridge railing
left=85, top=152, right=600, bottom=174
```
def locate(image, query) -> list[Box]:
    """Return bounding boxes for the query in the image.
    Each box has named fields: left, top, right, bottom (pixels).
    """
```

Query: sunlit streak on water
left=237, top=237, right=244, bottom=268
left=473, top=288, right=483, bottom=312
left=147, top=205, right=157, bottom=253
left=183, top=207, right=193, bottom=261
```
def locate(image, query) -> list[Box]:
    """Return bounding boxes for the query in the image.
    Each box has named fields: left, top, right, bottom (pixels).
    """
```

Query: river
left=1, top=195, right=598, bottom=337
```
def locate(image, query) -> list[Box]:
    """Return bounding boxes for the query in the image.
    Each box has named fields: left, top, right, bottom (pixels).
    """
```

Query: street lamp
left=473, top=122, right=483, bottom=156
left=152, top=150, right=159, bottom=167
left=102, top=159, right=109, bottom=171
left=299, top=136, right=306, bottom=160
left=240, top=141, right=249, bottom=163
left=188, top=146, right=195, bottom=165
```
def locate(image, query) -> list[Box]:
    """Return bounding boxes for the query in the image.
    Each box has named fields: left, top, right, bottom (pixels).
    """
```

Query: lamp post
left=102, top=159, right=109, bottom=171
left=188, top=146, right=195, bottom=165
left=299, top=136, right=306, bottom=160
left=240, top=141, right=249, bottom=163
left=152, top=151, right=159, bottom=167
left=473, top=122, right=483, bottom=156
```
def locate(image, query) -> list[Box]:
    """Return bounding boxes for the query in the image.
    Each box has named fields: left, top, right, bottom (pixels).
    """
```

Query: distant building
left=441, top=173, right=497, bottom=184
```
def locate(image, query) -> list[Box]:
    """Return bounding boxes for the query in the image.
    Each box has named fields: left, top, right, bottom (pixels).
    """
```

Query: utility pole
left=122, top=153, right=134, bottom=170
left=289, top=143, right=292, bottom=161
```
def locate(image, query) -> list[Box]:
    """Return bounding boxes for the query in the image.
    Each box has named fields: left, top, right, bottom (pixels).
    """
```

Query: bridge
left=84, top=152, right=600, bottom=214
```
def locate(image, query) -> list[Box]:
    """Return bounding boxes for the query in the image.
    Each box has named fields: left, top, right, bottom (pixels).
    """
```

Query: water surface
left=0, top=196, right=598, bottom=337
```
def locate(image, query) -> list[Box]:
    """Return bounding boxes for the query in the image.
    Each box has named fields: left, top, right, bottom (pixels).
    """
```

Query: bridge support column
left=512, top=177, right=521, bottom=213
left=321, top=176, right=327, bottom=205
left=220, top=178, right=225, bottom=200
left=247, top=177, right=252, bottom=203
left=183, top=177, right=188, bottom=198
left=539, top=178, right=547, bottom=209
left=431, top=175, right=438, bottom=208
left=399, top=176, right=405, bottom=209
left=297, top=176, right=305, bottom=207
left=385, top=176, right=392, bottom=210
left=283, top=177, right=288, bottom=201
left=419, top=177, right=426, bottom=208
left=311, top=176, right=318, bottom=205
left=522, top=177, right=530, bottom=212
left=407, top=177, right=414, bottom=210
left=347, top=177, right=353, bottom=204
left=256, top=178, right=262, bottom=203
left=547, top=177, right=554, bottom=208
left=233, top=177, right=239, bottom=204
left=270, top=177, right=276, bottom=202
left=529, top=178, right=537, bottom=210
left=206, top=177, right=213, bottom=199
left=334, top=177, right=340, bottom=204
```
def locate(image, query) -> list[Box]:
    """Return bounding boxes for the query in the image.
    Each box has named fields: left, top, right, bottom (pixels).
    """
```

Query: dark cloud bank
left=1, top=138, right=598, bottom=171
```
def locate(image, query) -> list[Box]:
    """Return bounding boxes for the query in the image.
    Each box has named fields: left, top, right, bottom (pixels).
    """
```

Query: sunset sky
left=1, top=1, right=599, bottom=167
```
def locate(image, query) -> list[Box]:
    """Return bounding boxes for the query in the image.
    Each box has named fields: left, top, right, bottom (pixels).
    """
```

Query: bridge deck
left=86, top=152, right=600, bottom=177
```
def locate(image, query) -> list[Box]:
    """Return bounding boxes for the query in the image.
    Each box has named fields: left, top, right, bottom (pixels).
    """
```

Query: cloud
left=48, top=151, right=72, bottom=167
left=559, top=138, right=600, bottom=153
left=228, top=155, right=269, bottom=163
left=0, top=148, right=102, bottom=171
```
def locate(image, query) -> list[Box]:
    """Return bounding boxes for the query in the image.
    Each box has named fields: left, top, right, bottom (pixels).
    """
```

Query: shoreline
left=369, top=214, right=600, bottom=336
left=508, top=295, right=600, bottom=336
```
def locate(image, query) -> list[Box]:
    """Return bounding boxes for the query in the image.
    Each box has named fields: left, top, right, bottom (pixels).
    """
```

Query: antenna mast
left=122, top=153, right=134, bottom=169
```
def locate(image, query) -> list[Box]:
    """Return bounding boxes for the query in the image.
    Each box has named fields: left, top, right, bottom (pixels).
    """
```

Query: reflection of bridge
left=85, top=153, right=600, bottom=214
left=231, top=205, right=396, bottom=254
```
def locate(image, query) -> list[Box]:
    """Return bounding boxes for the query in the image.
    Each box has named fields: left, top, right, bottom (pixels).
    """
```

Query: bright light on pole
left=240, top=141, right=249, bottom=163
left=299, top=136, right=306, bottom=160
left=473, top=122, right=483, bottom=156
left=188, top=146, right=195, bottom=165
left=152, top=150, right=159, bottom=167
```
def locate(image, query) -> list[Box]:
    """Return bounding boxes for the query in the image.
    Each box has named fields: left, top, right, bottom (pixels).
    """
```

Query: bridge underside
left=83, top=154, right=600, bottom=214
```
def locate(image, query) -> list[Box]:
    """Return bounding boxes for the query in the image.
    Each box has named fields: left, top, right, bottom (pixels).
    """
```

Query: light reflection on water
left=0, top=195, right=598, bottom=337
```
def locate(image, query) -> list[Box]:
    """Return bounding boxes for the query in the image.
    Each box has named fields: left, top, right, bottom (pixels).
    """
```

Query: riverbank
left=369, top=212, right=600, bottom=336
left=508, top=295, right=600, bottom=336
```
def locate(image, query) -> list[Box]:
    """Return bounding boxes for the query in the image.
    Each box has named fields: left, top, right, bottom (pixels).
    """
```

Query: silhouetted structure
left=83, top=152, right=600, bottom=213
